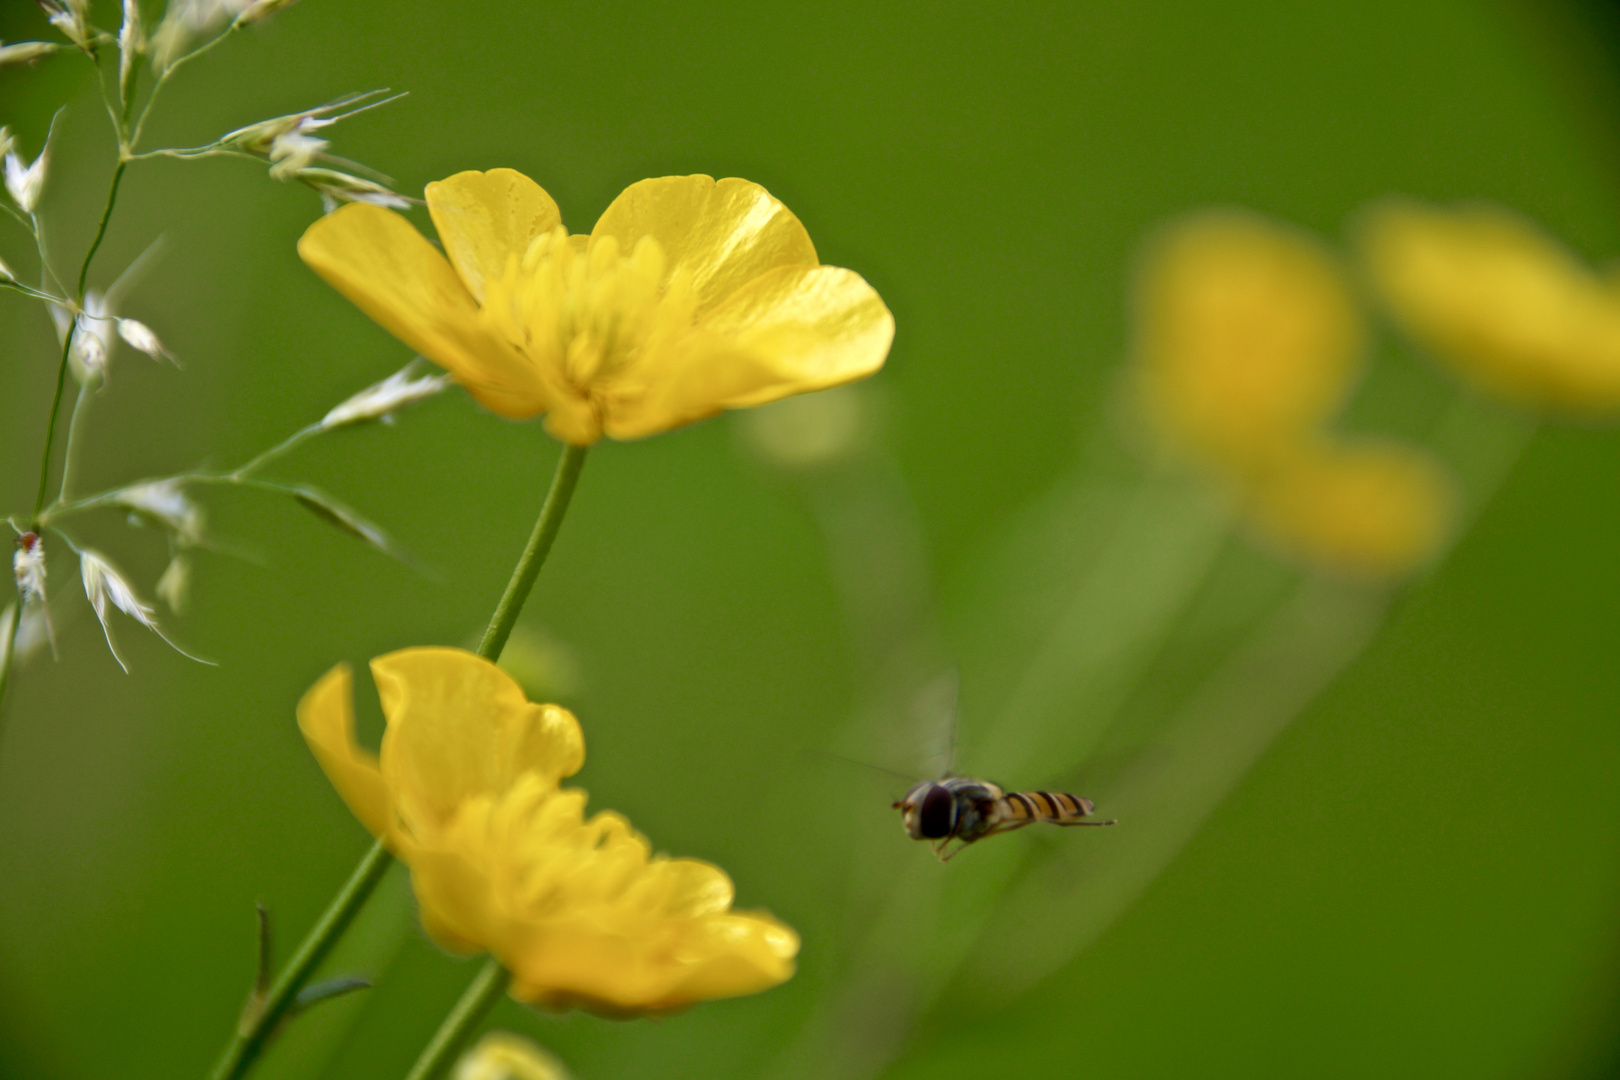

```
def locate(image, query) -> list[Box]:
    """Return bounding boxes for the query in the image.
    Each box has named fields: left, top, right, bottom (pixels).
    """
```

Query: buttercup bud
left=454, top=1033, right=569, bottom=1080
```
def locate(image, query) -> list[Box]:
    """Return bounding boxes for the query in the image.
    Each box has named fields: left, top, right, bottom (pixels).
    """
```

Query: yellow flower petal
left=298, top=204, right=550, bottom=419
left=297, top=647, right=799, bottom=1016
left=600, top=265, right=893, bottom=440
left=1135, top=211, right=1362, bottom=473
left=302, top=171, right=888, bottom=441
left=705, top=264, right=895, bottom=405
left=590, top=175, right=819, bottom=314
left=410, top=815, right=506, bottom=955
left=1246, top=440, right=1454, bottom=579
left=295, top=663, right=391, bottom=839
left=1360, top=201, right=1620, bottom=415
left=426, top=169, right=563, bottom=305
left=372, top=648, right=583, bottom=830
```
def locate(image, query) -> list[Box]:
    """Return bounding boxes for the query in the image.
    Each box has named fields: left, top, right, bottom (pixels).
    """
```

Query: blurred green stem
left=203, top=440, right=587, bottom=1080
left=478, top=443, right=589, bottom=658
left=402, top=959, right=512, bottom=1080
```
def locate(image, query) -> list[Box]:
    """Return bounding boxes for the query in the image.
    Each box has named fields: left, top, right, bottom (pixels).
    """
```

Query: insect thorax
left=940, top=778, right=1004, bottom=843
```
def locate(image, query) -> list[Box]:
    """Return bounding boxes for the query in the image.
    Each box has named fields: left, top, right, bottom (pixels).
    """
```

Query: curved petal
left=410, top=841, right=501, bottom=955
left=372, top=648, right=584, bottom=831
left=590, top=176, right=818, bottom=314
left=298, top=204, right=550, bottom=419
left=704, top=264, right=893, bottom=406
left=598, top=335, right=773, bottom=440
left=599, top=266, right=891, bottom=440
left=1360, top=201, right=1620, bottom=414
left=657, top=911, right=800, bottom=1007
left=426, top=169, right=562, bottom=305
left=656, top=858, right=736, bottom=918
left=295, top=663, right=391, bottom=839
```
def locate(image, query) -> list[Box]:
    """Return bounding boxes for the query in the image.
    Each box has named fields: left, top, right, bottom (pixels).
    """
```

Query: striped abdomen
left=997, top=790, right=1096, bottom=829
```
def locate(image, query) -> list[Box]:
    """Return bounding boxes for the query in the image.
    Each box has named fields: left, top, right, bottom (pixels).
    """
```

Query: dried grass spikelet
left=1360, top=200, right=1620, bottom=416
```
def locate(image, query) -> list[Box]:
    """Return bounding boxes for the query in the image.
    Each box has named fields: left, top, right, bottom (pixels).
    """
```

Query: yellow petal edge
left=296, top=646, right=798, bottom=1015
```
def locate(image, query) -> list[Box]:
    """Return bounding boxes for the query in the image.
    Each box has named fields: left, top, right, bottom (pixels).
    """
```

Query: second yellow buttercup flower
left=298, top=170, right=894, bottom=444
left=297, top=647, right=798, bottom=1015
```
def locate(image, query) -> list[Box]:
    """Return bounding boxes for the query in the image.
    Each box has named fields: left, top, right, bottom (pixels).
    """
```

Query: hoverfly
left=894, top=777, right=1114, bottom=860
left=889, top=671, right=1115, bottom=861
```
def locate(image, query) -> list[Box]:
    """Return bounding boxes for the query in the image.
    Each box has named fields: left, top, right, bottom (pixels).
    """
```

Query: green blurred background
left=5, top=0, right=1620, bottom=1077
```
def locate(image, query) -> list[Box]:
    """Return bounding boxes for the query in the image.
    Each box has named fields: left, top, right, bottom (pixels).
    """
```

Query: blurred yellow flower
left=1361, top=201, right=1620, bottom=415
left=298, top=170, right=894, bottom=445
left=297, top=646, right=799, bottom=1015
left=1134, top=211, right=1363, bottom=475
left=454, top=1032, right=569, bottom=1080
left=1244, top=440, right=1454, bottom=580
left=1132, top=210, right=1453, bottom=578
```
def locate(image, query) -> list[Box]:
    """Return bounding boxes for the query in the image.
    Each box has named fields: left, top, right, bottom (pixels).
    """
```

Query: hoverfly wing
left=910, top=666, right=961, bottom=780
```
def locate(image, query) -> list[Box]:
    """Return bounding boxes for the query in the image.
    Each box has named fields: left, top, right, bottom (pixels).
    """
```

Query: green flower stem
left=32, top=159, right=127, bottom=523
left=402, top=959, right=513, bottom=1080
left=206, top=839, right=394, bottom=1080
left=395, top=444, right=586, bottom=1080
left=203, top=439, right=587, bottom=1080
left=477, top=443, right=589, bottom=659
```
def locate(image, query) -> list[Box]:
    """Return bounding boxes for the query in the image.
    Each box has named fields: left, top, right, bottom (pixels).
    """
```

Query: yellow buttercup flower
left=1361, top=201, right=1620, bottom=415
left=1131, top=210, right=1453, bottom=578
left=1244, top=439, right=1454, bottom=580
left=298, top=170, right=894, bottom=445
left=454, top=1032, right=569, bottom=1080
left=1134, top=211, right=1363, bottom=475
left=297, top=647, right=799, bottom=1015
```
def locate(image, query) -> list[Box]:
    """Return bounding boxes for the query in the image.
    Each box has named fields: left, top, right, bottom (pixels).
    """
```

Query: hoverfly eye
left=918, top=784, right=955, bottom=839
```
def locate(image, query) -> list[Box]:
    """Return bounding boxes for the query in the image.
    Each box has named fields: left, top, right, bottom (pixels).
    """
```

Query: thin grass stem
left=401, top=960, right=512, bottom=1080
